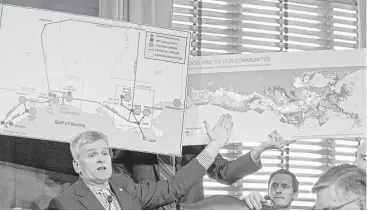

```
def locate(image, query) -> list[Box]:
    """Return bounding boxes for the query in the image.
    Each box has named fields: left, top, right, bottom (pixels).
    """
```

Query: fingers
left=204, top=121, right=210, bottom=132
left=215, top=114, right=225, bottom=127
left=273, top=129, right=296, bottom=146
left=248, top=192, right=262, bottom=210
left=254, top=192, right=265, bottom=210
left=252, top=196, right=261, bottom=210
left=227, top=121, right=234, bottom=133
left=283, top=139, right=297, bottom=145
left=223, top=114, right=232, bottom=128
left=244, top=196, right=254, bottom=210
left=203, top=121, right=211, bottom=134
left=259, top=194, right=267, bottom=204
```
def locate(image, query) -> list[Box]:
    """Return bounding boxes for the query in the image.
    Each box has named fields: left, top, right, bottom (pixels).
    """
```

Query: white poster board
left=0, top=4, right=190, bottom=156
left=184, top=49, right=366, bottom=145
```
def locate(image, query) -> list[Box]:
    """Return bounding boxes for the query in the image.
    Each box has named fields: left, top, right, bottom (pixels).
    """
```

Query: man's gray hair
left=312, top=164, right=366, bottom=197
left=70, top=130, right=109, bottom=160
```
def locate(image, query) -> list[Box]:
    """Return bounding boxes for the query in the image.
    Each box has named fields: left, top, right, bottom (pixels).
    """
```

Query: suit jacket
left=112, top=145, right=262, bottom=204
left=179, top=195, right=274, bottom=210
left=180, top=195, right=251, bottom=210
left=48, top=159, right=206, bottom=210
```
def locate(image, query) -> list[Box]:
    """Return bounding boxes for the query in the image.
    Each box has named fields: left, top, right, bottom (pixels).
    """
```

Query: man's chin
left=273, top=199, right=289, bottom=207
left=96, top=171, right=112, bottom=180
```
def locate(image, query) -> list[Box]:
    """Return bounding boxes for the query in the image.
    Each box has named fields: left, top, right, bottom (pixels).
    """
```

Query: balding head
left=312, top=164, right=366, bottom=210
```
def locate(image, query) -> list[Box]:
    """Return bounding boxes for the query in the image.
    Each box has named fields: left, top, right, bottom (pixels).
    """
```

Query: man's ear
left=73, top=159, right=81, bottom=174
left=358, top=198, right=366, bottom=210
left=292, top=191, right=299, bottom=201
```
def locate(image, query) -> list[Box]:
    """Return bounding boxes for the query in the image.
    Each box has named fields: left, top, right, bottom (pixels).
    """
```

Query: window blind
left=173, top=0, right=361, bottom=210
left=173, top=0, right=359, bottom=55
left=334, top=138, right=359, bottom=165
left=287, top=139, right=334, bottom=209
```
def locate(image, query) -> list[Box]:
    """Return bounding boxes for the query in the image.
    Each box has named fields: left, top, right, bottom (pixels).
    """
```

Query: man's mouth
left=97, top=166, right=107, bottom=171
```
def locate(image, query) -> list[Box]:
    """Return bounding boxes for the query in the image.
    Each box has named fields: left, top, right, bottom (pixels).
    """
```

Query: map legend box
left=144, top=31, right=187, bottom=64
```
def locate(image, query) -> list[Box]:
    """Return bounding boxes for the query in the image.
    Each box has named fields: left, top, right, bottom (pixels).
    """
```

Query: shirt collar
left=83, top=179, right=111, bottom=194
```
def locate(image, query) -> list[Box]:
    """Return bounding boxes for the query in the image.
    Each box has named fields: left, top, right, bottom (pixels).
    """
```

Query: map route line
left=139, top=116, right=145, bottom=122
left=3, top=103, right=20, bottom=122
left=37, top=99, right=51, bottom=104
left=1, top=96, right=39, bottom=126
left=5, top=111, right=26, bottom=125
left=131, top=111, right=146, bottom=139
left=119, top=101, right=131, bottom=111
left=129, top=32, right=141, bottom=121
left=41, top=25, right=55, bottom=93
left=41, top=20, right=75, bottom=94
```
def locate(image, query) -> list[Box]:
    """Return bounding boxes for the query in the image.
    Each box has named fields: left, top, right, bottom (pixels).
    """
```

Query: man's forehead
left=316, top=188, right=336, bottom=208
left=80, top=139, right=109, bottom=151
left=270, top=174, right=293, bottom=184
left=316, top=184, right=344, bottom=209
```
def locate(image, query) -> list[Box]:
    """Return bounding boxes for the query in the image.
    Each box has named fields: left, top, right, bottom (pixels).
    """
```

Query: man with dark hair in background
left=175, top=168, right=299, bottom=210
left=312, top=164, right=366, bottom=210
left=242, top=169, right=299, bottom=210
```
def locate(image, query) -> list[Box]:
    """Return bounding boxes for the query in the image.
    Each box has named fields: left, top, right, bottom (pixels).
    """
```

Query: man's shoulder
left=56, top=182, right=78, bottom=198
left=110, top=173, right=136, bottom=191
left=48, top=183, right=78, bottom=209
left=111, top=172, right=135, bottom=181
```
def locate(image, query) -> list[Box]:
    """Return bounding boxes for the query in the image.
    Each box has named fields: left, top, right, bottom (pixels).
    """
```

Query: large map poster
left=184, top=49, right=366, bottom=145
left=0, top=4, right=190, bottom=156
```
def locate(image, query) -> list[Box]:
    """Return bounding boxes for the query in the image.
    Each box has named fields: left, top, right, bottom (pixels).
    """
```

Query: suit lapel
left=74, top=179, right=105, bottom=210
left=109, top=177, right=134, bottom=210
left=153, top=161, right=160, bottom=179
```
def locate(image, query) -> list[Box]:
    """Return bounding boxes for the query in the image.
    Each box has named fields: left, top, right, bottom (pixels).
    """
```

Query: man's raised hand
left=204, top=113, right=233, bottom=147
left=262, top=130, right=296, bottom=152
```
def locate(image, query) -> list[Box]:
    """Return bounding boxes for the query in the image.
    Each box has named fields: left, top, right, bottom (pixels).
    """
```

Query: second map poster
left=184, top=49, right=366, bottom=145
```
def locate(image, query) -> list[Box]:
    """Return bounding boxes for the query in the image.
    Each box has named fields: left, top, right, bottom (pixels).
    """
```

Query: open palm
left=204, top=114, right=233, bottom=146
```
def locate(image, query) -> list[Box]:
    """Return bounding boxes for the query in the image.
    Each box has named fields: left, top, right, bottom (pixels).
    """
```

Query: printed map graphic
left=184, top=52, right=366, bottom=145
left=0, top=5, right=190, bottom=155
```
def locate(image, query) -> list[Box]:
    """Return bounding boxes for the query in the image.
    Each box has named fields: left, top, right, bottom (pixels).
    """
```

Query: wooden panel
left=0, top=0, right=99, bottom=16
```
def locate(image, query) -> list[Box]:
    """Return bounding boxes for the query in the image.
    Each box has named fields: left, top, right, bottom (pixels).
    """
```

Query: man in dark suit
left=178, top=169, right=299, bottom=210
left=243, top=169, right=299, bottom=210
left=113, top=126, right=290, bottom=208
left=177, top=195, right=274, bottom=210
left=48, top=114, right=234, bottom=210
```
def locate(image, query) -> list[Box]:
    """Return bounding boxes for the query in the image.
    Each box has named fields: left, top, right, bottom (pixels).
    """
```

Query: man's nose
left=276, top=187, right=282, bottom=193
left=96, top=155, right=106, bottom=163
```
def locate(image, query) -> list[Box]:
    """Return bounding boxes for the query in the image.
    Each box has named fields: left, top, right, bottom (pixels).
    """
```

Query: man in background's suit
left=113, top=129, right=292, bottom=207
left=48, top=114, right=234, bottom=210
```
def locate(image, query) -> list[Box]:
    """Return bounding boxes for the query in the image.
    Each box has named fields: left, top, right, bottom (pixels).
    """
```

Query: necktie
left=99, top=189, right=121, bottom=210
left=157, top=154, right=176, bottom=210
